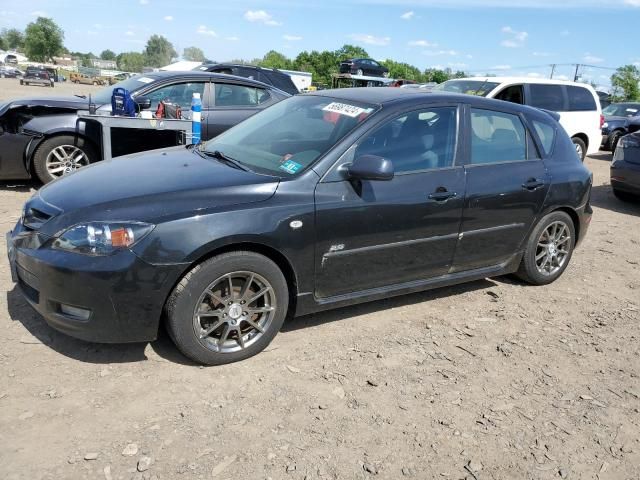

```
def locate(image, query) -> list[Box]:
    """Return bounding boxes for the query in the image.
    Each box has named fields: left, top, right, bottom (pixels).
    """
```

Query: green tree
left=2, top=28, right=25, bottom=50
left=24, top=17, right=64, bottom=62
left=0, top=36, right=5, bottom=51
left=334, top=44, right=369, bottom=62
left=293, top=50, right=338, bottom=85
left=423, top=68, right=449, bottom=84
left=100, top=49, right=116, bottom=61
left=183, top=46, right=205, bottom=62
left=144, top=35, right=177, bottom=67
left=117, top=52, right=146, bottom=73
left=381, top=59, right=424, bottom=81
left=611, top=65, right=640, bottom=102
left=259, top=50, right=292, bottom=70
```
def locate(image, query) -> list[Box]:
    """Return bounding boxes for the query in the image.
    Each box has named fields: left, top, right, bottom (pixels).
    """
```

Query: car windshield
left=91, top=75, right=158, bottom=104
left=202, top=95, right=378, bottom=177
left=433, top=79, right=500, bottom=97
left=603, top=104, right=640, bottom=117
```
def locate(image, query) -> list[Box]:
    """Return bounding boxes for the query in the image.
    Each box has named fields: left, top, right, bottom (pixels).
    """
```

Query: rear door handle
left=428, top=190, right=457, bottom=202
left=522, top=178, right=545, bottom=191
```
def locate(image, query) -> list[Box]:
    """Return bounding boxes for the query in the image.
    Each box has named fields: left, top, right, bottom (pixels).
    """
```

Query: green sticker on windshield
left=279, top=159, right=302, bottom=175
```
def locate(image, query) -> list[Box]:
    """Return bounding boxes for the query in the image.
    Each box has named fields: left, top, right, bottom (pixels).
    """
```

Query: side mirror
left=348, top=154, right=394, bottom=181
left=136, top=97, right=152, bottom=110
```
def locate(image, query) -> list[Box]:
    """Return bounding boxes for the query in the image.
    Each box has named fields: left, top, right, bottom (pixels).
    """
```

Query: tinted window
left=356, top=107, right=458, bottom=172
left=470, top=109, right=527, bottom=164
left=528, top=84, right=565, bottom=111
left=215, top=83, right=269, bottom=107
left=567, top=86, right=597, bottom=111
left=144, top=81, right=206, bottom=111
left=433, top=80, right=500, bottom=97
left=532, top=120, right=556, bottom=156
left=495, top=85, right=524, bottom=104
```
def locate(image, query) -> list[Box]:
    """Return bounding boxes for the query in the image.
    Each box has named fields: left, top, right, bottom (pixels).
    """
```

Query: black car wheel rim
left=46, top=145, right=89, bottom=177
left=535, top=221, right=571, bottom=276
left=193, top=271, right=276, bottom=353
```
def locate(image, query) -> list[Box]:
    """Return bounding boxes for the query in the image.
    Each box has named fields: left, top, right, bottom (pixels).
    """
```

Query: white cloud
left=125, top=31, right=135, bottom=36
left=583, top=53, right=604, bottom=63
left=448, top=62, right=467, bottom=68
left=527, top=72, right=543, bottom=77
left=30, top=10, right=48, bottom=16
left=244, top=10, right=282, bottom=26
left=556, top=74, right=569, bottom=80
left=197, top=25, right=217, bottom=37
left=423, top=49, right=459, bottom=56
left=225, top=36, right=239, bottom=41
left=283, top=34, right=302, bottom=41
left=400, top=11, right=415, bottom=19
left=348, top=33, right=391, bottom=46
left=139, top=0, right=149, bottom=4
left=560, top=30, right=570, bottom=36
left=625, top=0, right=640, bottom=5
left=533, top=51, right=551, bottom=57
left=491, top=65, right=512, bottom=70
left=348, top=0, right=639, bottom=8
left=164, top=15, right=173, bottom=21
left=408, top=40, right=437, bottom=47
left=500, top=26, right=528, bottom=47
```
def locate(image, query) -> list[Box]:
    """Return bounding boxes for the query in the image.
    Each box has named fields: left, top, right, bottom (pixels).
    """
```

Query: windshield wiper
left=197, top=147, right=249, bottom=171
left=74, top=94, right=87, bottom=99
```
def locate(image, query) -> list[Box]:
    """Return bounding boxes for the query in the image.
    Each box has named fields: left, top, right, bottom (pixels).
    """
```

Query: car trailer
left=331, top=73, right=395, bottom=89
left=77, top=113, right=194, bottom=161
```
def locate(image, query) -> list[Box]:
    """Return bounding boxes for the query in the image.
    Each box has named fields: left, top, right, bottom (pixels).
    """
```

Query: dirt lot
left=0, top=78, right=639, bottom=480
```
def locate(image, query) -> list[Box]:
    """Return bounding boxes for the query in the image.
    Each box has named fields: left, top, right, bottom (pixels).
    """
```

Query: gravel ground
left=0, top=78, right=639, bottom=480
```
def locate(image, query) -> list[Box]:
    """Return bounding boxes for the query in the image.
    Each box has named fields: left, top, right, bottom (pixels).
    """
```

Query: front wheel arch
left=26, top=132, right=99, bottom=174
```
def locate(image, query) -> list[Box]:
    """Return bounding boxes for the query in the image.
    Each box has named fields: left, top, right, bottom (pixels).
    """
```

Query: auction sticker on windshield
left=279, top=159, right=303, bottom=175
left=322, top=102, right=371, bottom=118
left=136, top=77, right=154, bottom=84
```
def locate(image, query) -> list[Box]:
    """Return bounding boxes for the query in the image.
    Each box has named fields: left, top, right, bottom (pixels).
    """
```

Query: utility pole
left=550, top=64, right=556, bottom=79
left=573, top=64, right=580, bottom=82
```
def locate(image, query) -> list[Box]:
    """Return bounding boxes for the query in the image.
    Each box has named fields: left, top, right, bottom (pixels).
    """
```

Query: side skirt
left=294, top=252, right=523, bottom=317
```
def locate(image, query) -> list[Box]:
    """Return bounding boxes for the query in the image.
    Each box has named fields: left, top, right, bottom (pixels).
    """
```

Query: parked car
left=600, top=102, right=640, bottom=151
left=434, top=77, right=603, bottom=161
left=339, top=58, right=389, bottom=77
left=108, top=72, right=132, bottom=85
left=7, top=88, right=593, bottom=365
left=0, top=66, right=21, bottom=78
left=69, top=73, right=105, bottom=86
left=195, top=63, right=299, bottom=96
left=610, top=127, right=640, bottom=200
left=19, top=67, right=53, bottom=87
left=0, top=71, right=289, bottom=183
left=597, top=91, right=612, bottom=109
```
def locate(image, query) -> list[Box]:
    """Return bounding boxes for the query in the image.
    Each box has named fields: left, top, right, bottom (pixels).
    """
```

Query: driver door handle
left=428, top=190, right=457, bottom=202
left=522, top=178, right=545, bottom=191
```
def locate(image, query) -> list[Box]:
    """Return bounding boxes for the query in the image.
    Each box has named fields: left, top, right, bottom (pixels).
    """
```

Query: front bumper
left=7, top=224, right=184, bottom=343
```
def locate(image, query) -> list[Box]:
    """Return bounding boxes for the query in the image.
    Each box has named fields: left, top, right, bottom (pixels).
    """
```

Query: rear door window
left=528, top=84, right=566, bottom=111
left=214, top=83, right=269, bottom=107
left=567, top=86, right=597, bottom=111
left=470, top=108, right=528, bottom=164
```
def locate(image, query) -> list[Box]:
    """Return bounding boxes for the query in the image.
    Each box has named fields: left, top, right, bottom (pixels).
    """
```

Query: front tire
left=166, top=251, right=289, bottom=365
left=516, top=211, right=575, bottom=285
left=572, top=137, right=587, bottom=161
left=356, top=69, right=364, bottom=76
left=32, top=135, right=96, bottom=184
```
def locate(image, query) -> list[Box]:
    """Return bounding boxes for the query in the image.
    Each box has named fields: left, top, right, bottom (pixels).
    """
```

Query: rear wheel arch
left=550, top=206, right=580, bottom=244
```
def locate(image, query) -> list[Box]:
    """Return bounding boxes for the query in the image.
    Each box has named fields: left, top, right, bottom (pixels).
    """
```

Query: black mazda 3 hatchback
left=7, top=88, right=593, bottom=365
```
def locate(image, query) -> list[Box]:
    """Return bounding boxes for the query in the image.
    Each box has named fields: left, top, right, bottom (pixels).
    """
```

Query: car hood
left=0, top=96, right=93, bottom=116
left=36, top=146, right=280, bottom=235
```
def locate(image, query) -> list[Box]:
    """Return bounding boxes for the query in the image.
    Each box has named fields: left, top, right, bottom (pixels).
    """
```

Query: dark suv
left=20, top=67, right=53, bottom=87
left=195, top=63, right=299, bottom=95
left=8, top=89, right=592, bottom=365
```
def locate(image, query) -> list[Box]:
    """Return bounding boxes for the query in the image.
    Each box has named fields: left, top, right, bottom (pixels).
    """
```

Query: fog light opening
left=59, top=303, right=91, bottom=321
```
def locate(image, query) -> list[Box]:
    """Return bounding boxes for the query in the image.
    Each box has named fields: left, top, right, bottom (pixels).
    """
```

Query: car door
left=451, top=105, right=549, bottom=272
left=207, top=82, right=271, bottom=138
left=314, top=105, right=465, bottom=298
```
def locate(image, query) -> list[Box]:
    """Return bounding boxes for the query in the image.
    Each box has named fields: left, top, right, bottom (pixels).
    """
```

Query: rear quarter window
left=567, top=86, right=597, bottom=111
left=531, top=120, right=556, bottom=156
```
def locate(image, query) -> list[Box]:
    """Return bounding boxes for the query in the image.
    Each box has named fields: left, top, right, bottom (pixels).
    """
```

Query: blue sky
left=1, top=0, right=639, bottom=88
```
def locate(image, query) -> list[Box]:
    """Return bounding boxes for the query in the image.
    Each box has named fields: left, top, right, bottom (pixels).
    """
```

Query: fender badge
left=289, top=220, right=303, bottom=230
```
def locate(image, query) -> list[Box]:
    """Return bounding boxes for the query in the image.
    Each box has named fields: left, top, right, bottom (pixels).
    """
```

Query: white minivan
left=434, top=77, right=603, bottom=160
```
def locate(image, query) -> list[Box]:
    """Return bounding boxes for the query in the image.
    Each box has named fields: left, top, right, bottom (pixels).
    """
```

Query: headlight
left=52, top=222, right=154, bottom=256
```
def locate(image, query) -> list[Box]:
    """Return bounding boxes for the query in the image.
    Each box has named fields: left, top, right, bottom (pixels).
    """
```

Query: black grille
left=18, top=276, right=40, bottom=304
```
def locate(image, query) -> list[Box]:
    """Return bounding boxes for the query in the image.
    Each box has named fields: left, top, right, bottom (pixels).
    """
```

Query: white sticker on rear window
left=626, top=108, right=638, bottom=113
left=136, top=77, right=154, bottom=84
left=322, top=102, right=369, bottom=118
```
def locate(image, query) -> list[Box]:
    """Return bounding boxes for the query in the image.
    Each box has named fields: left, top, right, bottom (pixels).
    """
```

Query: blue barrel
left=191, top=92, right=202, bottom=144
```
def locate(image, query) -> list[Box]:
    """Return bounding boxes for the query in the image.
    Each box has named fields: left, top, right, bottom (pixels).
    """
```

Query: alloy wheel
left=574, top=142, right=583, bottom=159
left=193, top=271, right=276, bottom=354
left=535, top=221, right=571, bottom=276
left=45, top=145, right=90, bottom=177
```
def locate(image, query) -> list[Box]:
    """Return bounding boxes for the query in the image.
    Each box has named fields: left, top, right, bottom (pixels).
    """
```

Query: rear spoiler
left=539, top=108, right=561, bottom=122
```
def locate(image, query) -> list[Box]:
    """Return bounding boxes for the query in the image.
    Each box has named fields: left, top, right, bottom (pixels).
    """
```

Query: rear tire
left=166, top=251, right=289, bottom=366
left=516, top=211, right=575, bottom=286
left=606, top=131, right=622, bottom=152
left=32, top=135, right=97, bottom=184
left=572, top=137, right=587, bottom=161
left=356, top=69, right=364, bottom=76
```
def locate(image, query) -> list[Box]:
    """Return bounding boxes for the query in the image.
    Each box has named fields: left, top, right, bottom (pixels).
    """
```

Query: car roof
left=199, top=63, right=283, bottom=74
left=451, top=76, right=598, bottom=90
left=135, top=70, right=287, bottom=91
left=306, top=87, right=549, bottom=116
